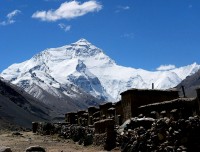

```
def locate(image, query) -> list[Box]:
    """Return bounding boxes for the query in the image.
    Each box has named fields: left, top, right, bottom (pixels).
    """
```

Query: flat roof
left=120, top=88, right=179, bottom=95
left=139, top=97, right=195, bottom=109
left=88, top=106, right=99, bottom=110
left=99, top=102, right=113, bottom=107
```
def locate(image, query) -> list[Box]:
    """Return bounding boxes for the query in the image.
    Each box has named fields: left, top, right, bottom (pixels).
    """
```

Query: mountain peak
left=64, top=38, right=104, bottom=58
left=73, top=38, right=91, bottom=46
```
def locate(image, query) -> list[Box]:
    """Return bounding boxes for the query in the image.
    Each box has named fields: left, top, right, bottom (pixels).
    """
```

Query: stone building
left=114, top=100, right=123, bottom=125
left=99, top=102, right=113, bottom=119
left=77, top=110, right=88, bottom=126
left=65, top=88, right=200, bottom=126
left=93, top=111, right=100, bottom=122
left=138, top=88, right=200, bottom=120
left=120, top=88, right=179, bottom=121
left=88, top=106, right=99, bottom=125
left=107, top=107, right=115, bottom=119
left=94, top=119, right=116, bottom=151
left=196, top=87, right=200, bottom=113
left=138, top=98, right=199, bottom=120
left=65, top=112, right=77, bottom=124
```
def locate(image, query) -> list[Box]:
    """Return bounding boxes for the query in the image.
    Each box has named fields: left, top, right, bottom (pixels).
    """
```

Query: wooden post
left=181, top=85, right=186, bottom=98
left=152, top=83, right=154, bottom=89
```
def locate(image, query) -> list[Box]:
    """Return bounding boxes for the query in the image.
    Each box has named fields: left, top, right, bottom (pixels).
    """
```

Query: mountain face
left=176, top=69, right=200, bottom=98
left=0, top=77, right=53, bottom=129
left=1, top=39, right=200, bottom=112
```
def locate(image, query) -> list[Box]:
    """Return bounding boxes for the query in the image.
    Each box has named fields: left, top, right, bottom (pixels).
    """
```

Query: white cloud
left=115, top=5, right=130, bottom=13
left=120, top=6, right=130, bottom=10
left=156, top=64, right=176, bottom=71
left=121, top=33, right=134, bottom=39
left=0, top=10, right=21, bottom=26
left=58, top=23, right=71, bottom=32
left=32, top=1, right=102, bottom=21
left=44, top=0, right=60, bottom=1
left=7, top=10, right=21, bottom=19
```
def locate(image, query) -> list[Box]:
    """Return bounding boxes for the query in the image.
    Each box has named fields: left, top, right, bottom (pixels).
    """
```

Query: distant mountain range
left=1, top=39, right=200, bottom=114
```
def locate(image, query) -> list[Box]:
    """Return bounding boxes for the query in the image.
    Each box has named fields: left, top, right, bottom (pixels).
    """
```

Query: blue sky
left=0, top=0, right=200, bottom=72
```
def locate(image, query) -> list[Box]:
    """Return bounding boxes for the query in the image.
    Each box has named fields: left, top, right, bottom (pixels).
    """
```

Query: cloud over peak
left=32, top=0, right=102, bottom=21
left=156, top=64, right=176, bottom=71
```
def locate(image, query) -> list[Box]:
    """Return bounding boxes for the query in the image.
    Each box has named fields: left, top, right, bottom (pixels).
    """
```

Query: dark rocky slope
left=0, top=78, right=54, bottom=129
left=176, top=69, right=200, bottom=97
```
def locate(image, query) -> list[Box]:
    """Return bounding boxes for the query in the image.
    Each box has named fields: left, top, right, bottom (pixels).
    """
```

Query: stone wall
left=88, top=106, right=99, bottom=125
left=138, top=98, right=199, bottom=120
left=118, top=116, right=200, bottom=152
left=99, top=103, right=113, bottom=119
left=121, top=89, right=179, bottom=121
left=94, top=119, right=116, bottom=151
left=115, top=100, right=123, bottom=125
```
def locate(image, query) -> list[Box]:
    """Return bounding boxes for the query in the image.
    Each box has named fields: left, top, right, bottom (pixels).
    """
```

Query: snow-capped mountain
left=1, top=39, right=200, bottom=111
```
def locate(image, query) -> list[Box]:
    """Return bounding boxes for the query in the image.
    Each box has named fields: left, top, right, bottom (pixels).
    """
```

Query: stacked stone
left=94, top=119, right=116, bottom=151
left=59, top=124, right=71, bottom=139
left=33, top=122, right=95, bottom=146
left=119, top=116, right=200, bottom=152
left=36, top=122, right=54, bottom=135
left=68, top=125, right=94, bottom=146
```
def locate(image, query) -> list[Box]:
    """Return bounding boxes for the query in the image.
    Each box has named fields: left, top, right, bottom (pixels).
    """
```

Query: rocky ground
left=0, top=131, right=120, bottom=152
left=118, top=116, right=200, bottom=152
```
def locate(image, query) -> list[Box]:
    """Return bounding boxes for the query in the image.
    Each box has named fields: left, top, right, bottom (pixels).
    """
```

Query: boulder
left=0, top=146, right=12, bottom=152
left=12, top=132, right=22, bottom=136
left=25, top=145, right=45, bottom=152
left=84, top=133, right=93, bottom=146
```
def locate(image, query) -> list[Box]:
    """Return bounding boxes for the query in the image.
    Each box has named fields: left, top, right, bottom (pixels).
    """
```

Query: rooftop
left=120, top=88, right=179, bottom=95
left=139, top=97, right=196, bottom=109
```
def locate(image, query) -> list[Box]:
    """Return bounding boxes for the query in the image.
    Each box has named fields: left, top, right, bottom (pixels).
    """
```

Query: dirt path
left=0, top=131, right=120, bottom=152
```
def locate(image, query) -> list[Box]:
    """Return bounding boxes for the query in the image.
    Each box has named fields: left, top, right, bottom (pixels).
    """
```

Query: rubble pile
left=68, top=125, right=94, bottom=146
left=33, top=122, right=94, bottom=146
left=35, top=122, right=54, bottom=135
left=32, top=116, right=200, bottom=151
left=118, top=116, right=200, bottom=152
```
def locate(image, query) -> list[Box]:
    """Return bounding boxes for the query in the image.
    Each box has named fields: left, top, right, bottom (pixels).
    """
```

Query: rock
left=25, top=145, right=45, bottom=152
left=0, top=146, right=12, bottom=152
left=84, top=134, right=93, bottom=146
left=12, top=132, right=22, bottom=136
left=32, top=122, right=38, bottom=133
left=157, top=133, right=165, bottom=141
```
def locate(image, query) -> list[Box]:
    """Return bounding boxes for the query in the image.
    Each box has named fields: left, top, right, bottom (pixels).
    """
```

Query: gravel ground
left=0, top=131, right=120, bottom=152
